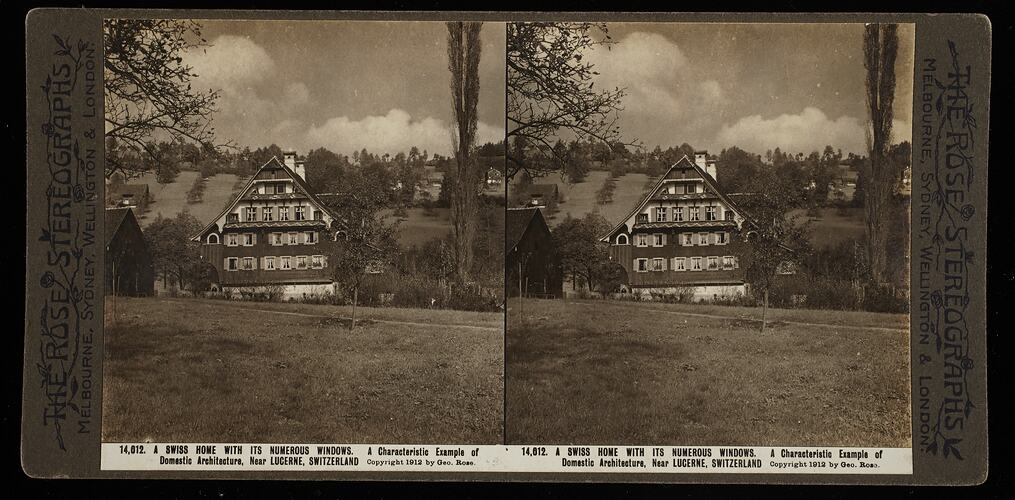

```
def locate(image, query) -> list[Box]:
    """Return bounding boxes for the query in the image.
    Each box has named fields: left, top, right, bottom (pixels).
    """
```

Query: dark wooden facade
left=105, top=207, right=155, bottom=296
left=507, top=207, right=562, bottom=298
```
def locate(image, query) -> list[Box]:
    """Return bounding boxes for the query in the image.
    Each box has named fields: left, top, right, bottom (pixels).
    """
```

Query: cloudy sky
left=584, top=23, right=915, bottom=155
left=184, top=20, right=505, bottom=156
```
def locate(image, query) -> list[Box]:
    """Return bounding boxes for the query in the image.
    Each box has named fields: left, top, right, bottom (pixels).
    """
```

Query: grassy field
left=789, top=206, right=867, bottom=249
left=506, top=298, right=910, bottom=446
left=134, top=171, right=241, bottom=227
left=103, top=296, right=503, bottom=444
left=380, top=207, right=451, bottom=247
left=547, top=171, right=652, bottom=228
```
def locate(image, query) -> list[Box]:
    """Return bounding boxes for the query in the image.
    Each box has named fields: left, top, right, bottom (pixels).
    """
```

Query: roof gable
left=506, top=207, right=547, bottom=250
left=105, top=207, right=135, bottom=246
left=191, top=156, right=339, bottom=241
left=599, top=155, right=752, bottom=242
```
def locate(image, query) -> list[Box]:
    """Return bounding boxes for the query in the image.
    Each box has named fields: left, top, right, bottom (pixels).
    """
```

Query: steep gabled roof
left=599, top=155, right=754, bottom=242
left=506, top=207, right=545, bottom=250
left=105, top=207, right=134, bottom=246
left=190, top=156, right=340, bottom=241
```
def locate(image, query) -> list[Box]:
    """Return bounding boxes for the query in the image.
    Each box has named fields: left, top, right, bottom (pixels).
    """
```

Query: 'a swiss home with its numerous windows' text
left=601, top=152, right=751, bottom=300
left=193, top=152, right=342, bottom=298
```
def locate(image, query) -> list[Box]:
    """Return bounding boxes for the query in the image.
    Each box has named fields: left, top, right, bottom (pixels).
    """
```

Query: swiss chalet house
left=601, top=152, right=751, bottom=299
left=193, top=152, right=342, bottom=297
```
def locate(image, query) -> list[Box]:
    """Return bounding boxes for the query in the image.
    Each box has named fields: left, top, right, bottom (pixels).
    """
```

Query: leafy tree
left=552, top=213, right=611, bottom=292
left=323, top=169, right=399, bottom=331
left=143, top=212, right=203, bottom=290
left=716, top=146, right=762, bottom=194
left=447, top=21, right=485, bottom=282
left=103, top=19, right=222, bottom=180
left=507, top=22, right=630, bottom=179
left=738, top=175, right=812, bottom=332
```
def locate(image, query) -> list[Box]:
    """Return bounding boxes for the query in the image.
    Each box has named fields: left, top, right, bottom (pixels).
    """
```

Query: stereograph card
left=21, top=10, right=990, bottom=484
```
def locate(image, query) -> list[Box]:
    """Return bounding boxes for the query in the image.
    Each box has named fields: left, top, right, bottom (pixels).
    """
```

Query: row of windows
left=637, top=205, right=735, bottom=223
left=617, top=232, right=729, bottom=247
left=225, top=205, right=322, bottom=223
left=213, top=231, right=319, bottom=246
left=224, top=255, right=326, bottom=271
left=660, top=182, right=700, bottom=195
left=634, top=256, right=738, bottom=273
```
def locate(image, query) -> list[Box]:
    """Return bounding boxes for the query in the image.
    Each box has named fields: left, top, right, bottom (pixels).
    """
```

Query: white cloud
left=186, top=35, right=276, bottom=91
left=716, top=107, right=862, bottom=154
left=305, top=108, right=504, bottom=156
left=715, top=107, right=912, bottom=155
left=582, top=32, right=733, bottom=145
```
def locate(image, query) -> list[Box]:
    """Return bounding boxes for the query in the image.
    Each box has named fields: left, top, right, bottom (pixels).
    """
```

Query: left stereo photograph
left=100, top=19, right=507, bottom=445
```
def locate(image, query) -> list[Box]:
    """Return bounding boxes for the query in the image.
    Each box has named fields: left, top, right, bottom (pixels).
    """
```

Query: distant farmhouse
left=106, top=183, right=151, bottom=214
left=192, top=152, right=344, bottom=298
left=525, top=183, right=559, bottom=208
left=600, top=152, right=750, bottom=300
left=507, top=207, right=562, bottom=298
left=106, top=207, right=154, bottom=296
left=485, top=166, right=504, bottom=187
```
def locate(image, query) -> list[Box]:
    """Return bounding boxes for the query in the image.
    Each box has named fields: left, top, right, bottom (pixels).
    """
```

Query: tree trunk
left=760, top=289, right=769, bottom=334
left=350, top=286, right=358, bottom=331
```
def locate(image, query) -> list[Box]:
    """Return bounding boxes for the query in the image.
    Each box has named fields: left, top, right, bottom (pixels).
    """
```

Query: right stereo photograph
left=505, top=21, right=915, bottom=448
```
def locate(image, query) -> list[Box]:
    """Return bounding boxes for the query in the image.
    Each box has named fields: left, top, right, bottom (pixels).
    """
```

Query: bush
left=766, top=274, right=907, bottom=313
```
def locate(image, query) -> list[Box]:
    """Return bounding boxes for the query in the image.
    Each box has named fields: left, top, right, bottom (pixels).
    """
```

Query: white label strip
left=101, top=444, right=913, bottom=474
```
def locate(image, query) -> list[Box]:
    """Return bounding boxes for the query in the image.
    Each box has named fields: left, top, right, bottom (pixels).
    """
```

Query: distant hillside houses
left=106, top=183, right=151, bottom=213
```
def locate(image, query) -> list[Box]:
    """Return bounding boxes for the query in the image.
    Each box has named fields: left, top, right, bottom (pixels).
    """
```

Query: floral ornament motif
left=961, top=357, right=974, bottom=369
left=41, top=123, right=54, bottom=137
left=960, top=204, right=975, bottom=221
left=930, top=290, right=943, bottom=309
left=73, top=184, right=85, bottom=202
left=40, top=271, right=55, bottom=289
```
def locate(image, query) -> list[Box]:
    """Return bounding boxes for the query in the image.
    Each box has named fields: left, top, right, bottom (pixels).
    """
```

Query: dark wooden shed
left=506, top=207, right=562, bottom=298
left=106, top=207, right=155, bottom=296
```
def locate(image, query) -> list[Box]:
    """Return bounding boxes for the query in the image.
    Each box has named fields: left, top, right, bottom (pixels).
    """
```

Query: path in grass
left=103, top=297, right=503, bottom=444
left=506, top=298, right=910, bottom=447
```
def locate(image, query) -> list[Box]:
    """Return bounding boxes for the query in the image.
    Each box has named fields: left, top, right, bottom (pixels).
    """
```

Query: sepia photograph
left=100, top=19, right=506, bottom=444
left=505, top=22, right=915, bottom=446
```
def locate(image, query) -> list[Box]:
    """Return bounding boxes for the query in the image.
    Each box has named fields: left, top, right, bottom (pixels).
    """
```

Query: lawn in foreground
left=506, top=298, right=910, bottom=447
left=103, top=296, right=503, bottom=444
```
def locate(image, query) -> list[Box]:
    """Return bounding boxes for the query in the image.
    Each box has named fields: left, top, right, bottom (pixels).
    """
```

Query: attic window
left=206, top=233, right=219, bottom=244
left=726, top=211, right=735, bottom=221
left=616, top=234, right=629, bottom=245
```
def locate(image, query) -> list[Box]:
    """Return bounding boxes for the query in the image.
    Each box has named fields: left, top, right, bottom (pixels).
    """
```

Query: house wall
left=201, top=227, right=334, bottom=287
left=608, top=229, right=746, bottom=288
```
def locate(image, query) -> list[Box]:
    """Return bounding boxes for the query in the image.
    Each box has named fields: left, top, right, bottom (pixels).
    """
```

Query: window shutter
left=634, top=259, right=640, bottom=272
left=223, top=258, right=229, bottom=270
left=661, top=234, right=667, bottom=246
left=660, top=258, right=667, bottom=271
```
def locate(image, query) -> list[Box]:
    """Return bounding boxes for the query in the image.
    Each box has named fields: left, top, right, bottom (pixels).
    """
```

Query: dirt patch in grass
left=103, top=297, right=503, bottom=444
left=506, top=298, right=910, bottom=447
